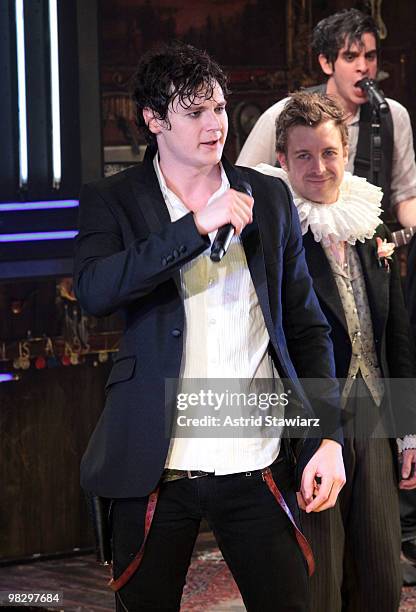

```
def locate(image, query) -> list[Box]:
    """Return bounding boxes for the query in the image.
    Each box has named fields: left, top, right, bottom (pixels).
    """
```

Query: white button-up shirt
left=153, top=155, right=282, bottom=474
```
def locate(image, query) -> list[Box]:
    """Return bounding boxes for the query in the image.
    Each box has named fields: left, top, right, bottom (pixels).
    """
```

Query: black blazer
left=74, top=149, right=341, bottom=498
left=303, top=226, right=416, bottom=437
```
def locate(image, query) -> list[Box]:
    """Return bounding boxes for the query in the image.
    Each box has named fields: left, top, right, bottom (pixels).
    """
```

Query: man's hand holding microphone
left=193, top=182, right=253, bottom=262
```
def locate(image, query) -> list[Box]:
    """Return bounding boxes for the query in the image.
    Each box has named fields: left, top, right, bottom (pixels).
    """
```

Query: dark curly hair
left=275, top=91, right=348, bottom=155
left=312, top=8, right=380, bottom=66
left=131, top=41, right=229, bottom=146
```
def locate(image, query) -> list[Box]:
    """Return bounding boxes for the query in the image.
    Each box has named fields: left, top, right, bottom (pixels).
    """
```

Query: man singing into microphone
left=74, top=42, right=345, bottom=611
left=237, top=8, right=416, bottom=228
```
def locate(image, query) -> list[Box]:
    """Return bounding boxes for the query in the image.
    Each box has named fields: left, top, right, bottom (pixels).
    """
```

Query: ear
left=318, top=53, right=334, bottom=77
left=277, top=152, right=288, bottom=171
left=142, top=108, right=162, bottom=135
left=343, top=144, right=349, bottom=166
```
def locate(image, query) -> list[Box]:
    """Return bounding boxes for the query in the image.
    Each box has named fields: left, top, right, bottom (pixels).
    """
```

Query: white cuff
left=397, top=435, right=416, bottom=452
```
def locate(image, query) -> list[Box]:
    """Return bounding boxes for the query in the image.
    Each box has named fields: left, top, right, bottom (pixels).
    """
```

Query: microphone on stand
left=210, top=181, right=252, bottom=262
left=356, top=77, right=390, bottom=114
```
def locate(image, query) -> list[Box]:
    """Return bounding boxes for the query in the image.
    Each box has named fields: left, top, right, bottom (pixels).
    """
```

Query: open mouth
left=354, top=81, right=367, bottom=93
left=201, top=139, right=220, bottom=146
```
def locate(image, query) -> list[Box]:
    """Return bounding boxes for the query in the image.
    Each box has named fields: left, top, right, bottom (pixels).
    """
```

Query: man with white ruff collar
left=254, top=91, right=416, bottom=612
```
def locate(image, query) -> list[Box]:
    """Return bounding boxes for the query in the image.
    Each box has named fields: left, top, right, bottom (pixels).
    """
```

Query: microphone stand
left=370, top=106, right=382, bottom=189
left=356, top=77, right=388, bottom=189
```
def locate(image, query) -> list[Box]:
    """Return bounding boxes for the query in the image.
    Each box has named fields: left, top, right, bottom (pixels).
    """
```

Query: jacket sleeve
left=73, top=182, right=210, bottom=317
left=407, top=234, right=416, bottom=340
left=274, top=184, right=343, bottom=487
left=380, top=226, right=416, bottom=436
left=281, top=196, right=337, bottom=379
left=377, top=225, right=416, bottom=378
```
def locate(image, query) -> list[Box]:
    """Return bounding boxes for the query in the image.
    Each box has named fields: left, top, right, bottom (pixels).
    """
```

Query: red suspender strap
left=108, top=488, right=160, bottom=592
left=108, top=469, right=314, bottom=591
left=262, top=467, right=315, bottom=577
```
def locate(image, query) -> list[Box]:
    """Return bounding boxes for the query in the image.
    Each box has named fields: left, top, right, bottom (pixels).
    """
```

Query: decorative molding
left=286, top=0, right=316, bottom=91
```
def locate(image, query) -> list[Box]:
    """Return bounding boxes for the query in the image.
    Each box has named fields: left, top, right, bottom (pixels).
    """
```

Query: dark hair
left=312, top=8, right=380, bottom=65
left=275, top=91, right=348, bottom=155
left=131, top=41, right=229, bottom=146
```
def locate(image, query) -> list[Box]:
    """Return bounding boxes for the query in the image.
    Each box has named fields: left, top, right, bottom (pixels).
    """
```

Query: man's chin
left=200, top=144, right=224, bottom=162
left=301, top=189, right=338, bottom=205
left=352, top=87, right=368, bottom=104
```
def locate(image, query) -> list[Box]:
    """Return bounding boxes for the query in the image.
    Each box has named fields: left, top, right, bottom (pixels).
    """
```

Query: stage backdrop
left=99, top=0, right=416, bottom=167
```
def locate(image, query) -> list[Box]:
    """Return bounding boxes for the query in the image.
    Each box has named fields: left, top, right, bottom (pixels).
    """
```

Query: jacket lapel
left=303, top=231, right=348, bottom=331
left=129, top=146, right=171, bottom=233
left=356, top=238, right=390, bottom=341
left=222, top=159, right=276, bottom=338
left=128, top=147, right=181, bottom=290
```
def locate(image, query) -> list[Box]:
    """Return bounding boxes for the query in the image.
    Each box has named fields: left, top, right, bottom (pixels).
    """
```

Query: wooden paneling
left=0, top=363, right=111, bottom=560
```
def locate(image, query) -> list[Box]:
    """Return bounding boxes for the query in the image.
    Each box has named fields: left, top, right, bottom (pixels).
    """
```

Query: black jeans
left=400, top=489, right=416, bottom=542
left=111, top=457, right=309, bottom=612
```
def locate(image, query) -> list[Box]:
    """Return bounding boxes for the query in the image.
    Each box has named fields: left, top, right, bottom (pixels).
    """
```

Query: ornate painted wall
left=99, top=0, right=416, bottom=164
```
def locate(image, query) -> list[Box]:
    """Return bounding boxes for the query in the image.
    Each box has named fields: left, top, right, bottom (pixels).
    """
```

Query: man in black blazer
left=256, top=91, right=416, bottom=612
left=74, top=43, right=345, bottom=611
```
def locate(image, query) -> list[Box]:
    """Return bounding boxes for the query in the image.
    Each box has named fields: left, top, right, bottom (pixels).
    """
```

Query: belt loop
left=187, top=470, right=199, bottom=479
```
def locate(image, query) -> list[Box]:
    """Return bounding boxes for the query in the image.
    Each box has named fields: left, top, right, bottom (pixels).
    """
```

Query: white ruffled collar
left=254, top=164, right=383, bottom=247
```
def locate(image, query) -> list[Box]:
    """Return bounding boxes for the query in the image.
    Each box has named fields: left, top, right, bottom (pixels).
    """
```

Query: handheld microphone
left=356, top=77, right=390, bottom=115
left=210, top=181, right=252, bottom=262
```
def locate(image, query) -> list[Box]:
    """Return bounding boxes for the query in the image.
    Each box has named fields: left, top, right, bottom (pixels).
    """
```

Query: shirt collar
left=348, top=107, right=360, bottom=126
left=254, top=165, right=383, bottom=247
left=153, top=153, right=229, bottom=216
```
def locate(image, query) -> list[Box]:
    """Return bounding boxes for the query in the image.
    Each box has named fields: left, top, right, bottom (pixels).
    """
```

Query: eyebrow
left=292, top=146, right=338, bottom=154
left=185, top=99, right=227, bottom=110
left=341, top=48, right=377, bottom=58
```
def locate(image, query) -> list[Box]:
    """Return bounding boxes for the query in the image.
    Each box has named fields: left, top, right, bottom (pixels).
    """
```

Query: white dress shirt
left=153, top=155, right=282, bottom=474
